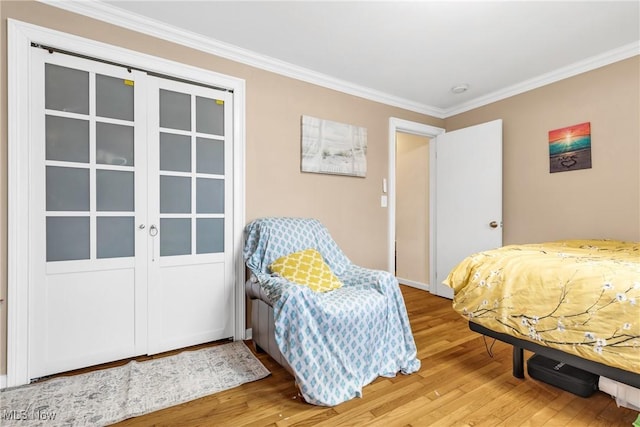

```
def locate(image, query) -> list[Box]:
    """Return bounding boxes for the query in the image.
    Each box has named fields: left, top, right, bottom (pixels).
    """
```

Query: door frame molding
left=7, top=19, right=247, bottom=387
left=387, top=118, right=444, bottom=292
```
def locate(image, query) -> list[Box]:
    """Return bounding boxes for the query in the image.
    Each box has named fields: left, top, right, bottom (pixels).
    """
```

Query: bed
left=443, top=239, right=640, bottom=389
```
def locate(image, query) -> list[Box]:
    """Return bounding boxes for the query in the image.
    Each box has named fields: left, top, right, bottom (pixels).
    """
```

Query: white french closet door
left=28, top=47, right=234, bottom=379
left=146, top=78, right=234, bottom=355
left=29, top=48, right=148, bottom=378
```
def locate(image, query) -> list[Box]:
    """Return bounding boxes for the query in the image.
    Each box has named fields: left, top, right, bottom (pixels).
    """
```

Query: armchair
left=243, top=217, right=420, bottom=406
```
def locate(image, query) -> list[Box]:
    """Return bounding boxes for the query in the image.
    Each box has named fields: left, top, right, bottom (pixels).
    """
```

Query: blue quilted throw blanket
left=244, top=217, right=420, bottom=406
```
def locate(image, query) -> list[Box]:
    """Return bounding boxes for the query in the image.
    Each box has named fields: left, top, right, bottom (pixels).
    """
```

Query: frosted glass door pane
left=47, top=217, right=90, bottom=261
left=196, top=138, right=224, bottom=175
left=96, top=74, right=134, bottom=121
left=196, top=96, right=224, bottom=135
left=97, top=217, right=134, bottom=258
left=196, top=218, right=224, bottom=254
left=96, top=122, right=134, bottom=166
left=160, top=133, right=191, bottom=172
left=196, top=178, right=224, bottom=214
left=160, top=218, right=191, bottom=256
left=160, top=90, right=190, bottom=131
left=46, top=166, right=89, bottom=211
left=96, top=170, right=134, bottom=212
left=160, top=176, right=191, bottom=213
left=45, top=64, right=89, bottom=114
left=46, top=116, right=89, bottom=163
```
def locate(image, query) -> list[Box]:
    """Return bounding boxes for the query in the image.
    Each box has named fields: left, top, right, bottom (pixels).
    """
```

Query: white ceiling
left=55, top=1, right=640, bottom=117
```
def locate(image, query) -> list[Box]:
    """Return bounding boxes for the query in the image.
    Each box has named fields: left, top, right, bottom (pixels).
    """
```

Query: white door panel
left=147, top=77, right=234, bottom=355
left=154, top=263, right=231, bottom=352
left=434, top=119, right=503, bottom=299
left=38, top=270, right=136, bottom=377
left=30, top=48, right=147, bottom=378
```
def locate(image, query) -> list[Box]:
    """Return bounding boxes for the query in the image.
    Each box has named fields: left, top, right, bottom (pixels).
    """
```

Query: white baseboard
left=0, top=375, right=6, bottom=390
left=245, top=328, right=252, bottom=341
left=397, top=278, right=430, bottom=292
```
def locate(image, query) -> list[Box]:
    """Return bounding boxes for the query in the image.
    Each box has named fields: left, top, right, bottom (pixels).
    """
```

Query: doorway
left=395, top=132, right=430, bottom=290
left=387, top=118, right=444, bottom=292
left=388, top=118, right=503, bottom=299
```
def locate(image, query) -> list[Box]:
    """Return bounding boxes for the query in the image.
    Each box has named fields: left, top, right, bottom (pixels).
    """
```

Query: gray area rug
left=0, top=341, right=270, bottom=426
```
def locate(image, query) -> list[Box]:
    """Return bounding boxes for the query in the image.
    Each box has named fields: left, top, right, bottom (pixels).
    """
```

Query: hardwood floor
left=113, top=286, right=638, bottom=426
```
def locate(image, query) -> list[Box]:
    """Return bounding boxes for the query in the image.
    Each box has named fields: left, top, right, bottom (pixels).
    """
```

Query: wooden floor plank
left=311, top=380, right=426, bottom=426
left=416, top=372, right=518, bottom=425
left=102, top=286, right=637, bottom=426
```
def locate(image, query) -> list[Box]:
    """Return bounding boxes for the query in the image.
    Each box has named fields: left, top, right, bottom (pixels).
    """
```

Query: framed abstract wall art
left=301, top=115, right=367, bottom=177
left=548, top=122, right=592, bottom=173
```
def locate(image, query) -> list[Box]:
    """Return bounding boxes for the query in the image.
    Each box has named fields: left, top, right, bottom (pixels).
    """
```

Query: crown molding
left=443, top=41, right=640, bottom=117
left=39, top=0, right=638, bottom=119
left=37, top=0, right=448, bottom=118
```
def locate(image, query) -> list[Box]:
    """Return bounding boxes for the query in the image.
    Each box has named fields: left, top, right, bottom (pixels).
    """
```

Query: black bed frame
left=469, top=321, right=640, bottom=389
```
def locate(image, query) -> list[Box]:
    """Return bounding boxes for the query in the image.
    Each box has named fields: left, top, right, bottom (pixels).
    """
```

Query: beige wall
left=0, top=1, right=443, bottom=375
left=396, top=132, right=429, bottom=284
left=445, top=56, right=640, bottom=244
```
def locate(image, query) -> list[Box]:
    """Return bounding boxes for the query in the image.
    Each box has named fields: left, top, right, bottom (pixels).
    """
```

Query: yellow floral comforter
left=444, top=240, right=640, bottom=374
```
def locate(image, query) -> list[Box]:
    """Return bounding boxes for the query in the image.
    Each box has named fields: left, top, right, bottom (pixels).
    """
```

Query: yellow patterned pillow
left=269, top=248, right=343, bottom=292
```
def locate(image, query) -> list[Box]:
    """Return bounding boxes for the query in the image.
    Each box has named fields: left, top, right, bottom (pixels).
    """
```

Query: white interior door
left=28, top=48, right=235, bottom=379
left=10, top=23, right=246, bottom=387
left=433, top=119, right=503, bottom=298
left=146, top=78, right=234, bottom=354
left=29, top=49, right=148, bottom=378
